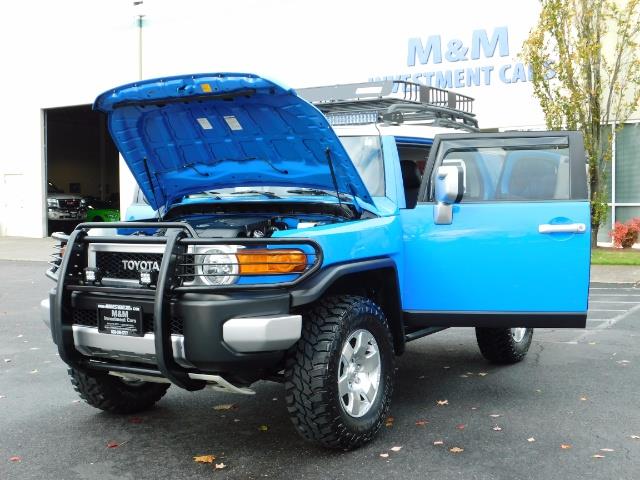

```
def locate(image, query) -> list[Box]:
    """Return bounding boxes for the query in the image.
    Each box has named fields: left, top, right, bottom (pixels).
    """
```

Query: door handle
left=538, top=223, right=586, bottom=234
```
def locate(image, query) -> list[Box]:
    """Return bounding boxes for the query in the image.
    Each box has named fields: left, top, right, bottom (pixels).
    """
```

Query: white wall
left=0, top=0, right=543, bottom=237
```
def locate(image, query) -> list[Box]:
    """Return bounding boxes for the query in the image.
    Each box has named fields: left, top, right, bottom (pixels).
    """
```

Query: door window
left=426, top=134, right=583, bottom=202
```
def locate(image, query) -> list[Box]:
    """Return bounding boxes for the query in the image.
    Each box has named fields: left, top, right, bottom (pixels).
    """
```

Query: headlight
left=47, top=198, right=58, bottom=208
left=197, top=245, right=239, bottom=285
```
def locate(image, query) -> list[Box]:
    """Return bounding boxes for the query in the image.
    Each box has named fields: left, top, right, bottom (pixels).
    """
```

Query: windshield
left=338, top=136, right=385, bottom=196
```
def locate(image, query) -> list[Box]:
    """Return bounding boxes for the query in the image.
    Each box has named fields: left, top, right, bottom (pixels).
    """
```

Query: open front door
left=400, top=131, right=590, bottom=328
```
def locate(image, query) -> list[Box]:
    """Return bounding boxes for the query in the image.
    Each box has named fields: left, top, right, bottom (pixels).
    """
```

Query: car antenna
left=142, top=157, right=163, bottom=221
left=325, top=147, right=343, bottom=212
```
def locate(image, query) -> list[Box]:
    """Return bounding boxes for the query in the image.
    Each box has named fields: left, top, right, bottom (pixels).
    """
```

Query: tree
left=522, top=0, right=640, bottom=246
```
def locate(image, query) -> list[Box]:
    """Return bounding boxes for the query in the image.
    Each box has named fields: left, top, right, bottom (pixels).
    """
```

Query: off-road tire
left=284, top=295, right=394, bottom=450
left=68, top=368, right=169, bottom=414
left=475, top=328, right=534, bottom=364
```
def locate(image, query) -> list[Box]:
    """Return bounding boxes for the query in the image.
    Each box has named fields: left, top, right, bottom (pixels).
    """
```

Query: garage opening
left=44, top=105, right=119, bottom=235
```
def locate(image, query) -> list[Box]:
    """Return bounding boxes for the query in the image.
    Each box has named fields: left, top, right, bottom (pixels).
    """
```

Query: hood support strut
left=325, top=148, right=343, bottom=212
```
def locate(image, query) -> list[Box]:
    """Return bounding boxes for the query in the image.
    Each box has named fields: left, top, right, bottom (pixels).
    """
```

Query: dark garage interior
left=45, top=105, right=120, bottom=235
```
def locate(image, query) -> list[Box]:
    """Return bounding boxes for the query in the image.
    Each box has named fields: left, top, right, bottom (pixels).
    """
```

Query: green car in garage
left=81, top=198, right=120, bottom=222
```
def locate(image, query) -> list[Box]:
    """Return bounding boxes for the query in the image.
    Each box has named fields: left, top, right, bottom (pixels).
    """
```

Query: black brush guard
left=51, top=222, right=323, bottom=391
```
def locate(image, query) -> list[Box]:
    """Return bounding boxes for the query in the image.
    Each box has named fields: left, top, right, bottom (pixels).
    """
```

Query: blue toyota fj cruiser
left=42, top=73, right=590, bottom=450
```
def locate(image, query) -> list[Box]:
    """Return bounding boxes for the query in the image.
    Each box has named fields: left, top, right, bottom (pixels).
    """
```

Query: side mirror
left=434, top=165, right=463, bottom=224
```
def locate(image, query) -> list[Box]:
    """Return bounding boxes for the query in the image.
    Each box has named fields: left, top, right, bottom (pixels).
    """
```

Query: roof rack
left=296, top=80, right=479, bottom=132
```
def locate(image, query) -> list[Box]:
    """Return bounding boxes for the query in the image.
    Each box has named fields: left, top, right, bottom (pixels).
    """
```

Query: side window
left=397, top=145, right=430, bottom=174
left=439, top=146, right=571, bottom=202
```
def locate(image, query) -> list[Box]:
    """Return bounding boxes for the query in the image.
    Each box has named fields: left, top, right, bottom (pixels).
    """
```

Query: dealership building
left=0, top=0, right=638, bottom=243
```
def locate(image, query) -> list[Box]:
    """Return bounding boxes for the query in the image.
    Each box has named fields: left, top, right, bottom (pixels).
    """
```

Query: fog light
left=84, top=267, right=101, bottom=284
left=139, top=269, right=157, bottom=286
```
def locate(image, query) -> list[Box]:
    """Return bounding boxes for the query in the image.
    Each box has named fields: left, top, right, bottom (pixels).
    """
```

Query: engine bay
left=175, top=214, right=337, bottom=238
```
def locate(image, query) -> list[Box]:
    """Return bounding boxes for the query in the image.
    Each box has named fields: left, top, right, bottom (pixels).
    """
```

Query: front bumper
left=48, top=210, right=83, bottom=221
left=41, top=294, right=301, bottom=373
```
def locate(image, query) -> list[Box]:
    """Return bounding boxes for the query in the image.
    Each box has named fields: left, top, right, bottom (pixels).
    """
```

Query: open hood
left=94, top=73, right=373, bottom=210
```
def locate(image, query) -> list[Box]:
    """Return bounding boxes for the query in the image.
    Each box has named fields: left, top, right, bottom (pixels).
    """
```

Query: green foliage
left=522, top=0, right=640, bottom=243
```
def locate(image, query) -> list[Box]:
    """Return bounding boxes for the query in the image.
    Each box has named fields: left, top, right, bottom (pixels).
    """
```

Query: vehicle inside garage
left=45, top=105, right=120, bottom=235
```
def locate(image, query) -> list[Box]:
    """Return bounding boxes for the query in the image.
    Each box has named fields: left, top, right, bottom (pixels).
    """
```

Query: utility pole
left=133, top=1, right=144, bottom=80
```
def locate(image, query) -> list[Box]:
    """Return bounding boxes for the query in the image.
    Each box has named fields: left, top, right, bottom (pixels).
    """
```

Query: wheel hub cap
left=511, top=328, right=527, bottom=343
left=338, top=329, right=381, bottom=418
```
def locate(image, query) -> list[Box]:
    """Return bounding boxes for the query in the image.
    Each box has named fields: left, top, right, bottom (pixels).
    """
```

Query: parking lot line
left=589, top=300, right=640, bottom=304
left=590, top=294, right=640, bottom=297
left=588, top=308, right=627, bottom=312
left=590, top=287, right=639, bottom=290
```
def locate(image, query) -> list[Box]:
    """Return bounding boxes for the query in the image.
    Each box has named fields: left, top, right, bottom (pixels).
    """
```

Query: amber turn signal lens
left=237, top=249, right=307, bottom=275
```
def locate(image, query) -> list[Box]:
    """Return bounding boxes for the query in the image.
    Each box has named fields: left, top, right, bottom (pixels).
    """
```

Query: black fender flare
left=289, top=257, right=405, bottom=354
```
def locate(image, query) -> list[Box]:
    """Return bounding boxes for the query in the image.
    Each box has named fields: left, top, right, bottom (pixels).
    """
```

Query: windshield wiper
left=230, top=190, right=280, bottom=199
left=286, top=188, right=352, bottom=200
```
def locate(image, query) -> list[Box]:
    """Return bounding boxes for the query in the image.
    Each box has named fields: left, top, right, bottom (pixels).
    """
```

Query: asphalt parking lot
left=1, top=260, right=639, bottom=480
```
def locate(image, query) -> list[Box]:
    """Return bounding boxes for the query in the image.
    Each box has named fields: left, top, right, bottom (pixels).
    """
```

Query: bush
left=609, top=218, right=640, bottom=248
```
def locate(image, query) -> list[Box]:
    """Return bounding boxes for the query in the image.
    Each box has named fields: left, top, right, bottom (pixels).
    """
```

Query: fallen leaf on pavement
left=492, top=425, right=502, bottom=431
left=560, top=444, right=572, bottom=450
left=600, top=448, right=614, bottom=452
left=456, top=424, right=465, bottom=430
left=379, top=453, right=389, bottom=458
left=437, top=400, right=449, bottom=406
left=390, top=446, right=402, bottom=452
left=128, top=417, right=143, bottom=424
left=415, top=419, right=428, bottom=426
left=215, top=463, right=226, bottom=469
left=449, top=447, right=464, bottom=453
left=193, top=455, right=216, bottom=464
left=385, top=416, right=394, bottom=427
left=258, top=425, right=268, bottom=432
left=433, top=440, right=444, bottom=446
left=9, top=456, right=22, bottom=462
left=592, top=454, right=605, bottom=459
left=527, top=437, right=536, bottom=443
left=213, top=404, right=236, bottom=411
left=106, top=441, right=120, bottom=449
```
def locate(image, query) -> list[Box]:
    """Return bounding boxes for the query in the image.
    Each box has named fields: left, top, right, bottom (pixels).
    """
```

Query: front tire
left=68, top=368, right=169, bottom=414
left=475, top=327, right=533, bottom=364
left=284, top=295, right=394, bottom=450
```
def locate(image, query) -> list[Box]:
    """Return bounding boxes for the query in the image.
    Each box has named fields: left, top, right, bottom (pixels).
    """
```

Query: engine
left=185, top=215, right=324, bottom=238
left=189, top=216, right=280, bottom=238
